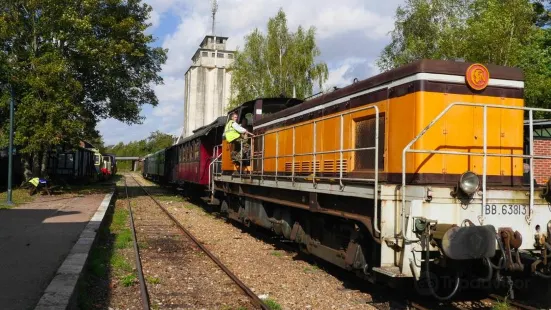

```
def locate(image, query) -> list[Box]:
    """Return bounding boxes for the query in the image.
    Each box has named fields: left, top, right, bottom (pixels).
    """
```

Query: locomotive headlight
left=459, top=171, right=480, bottom=196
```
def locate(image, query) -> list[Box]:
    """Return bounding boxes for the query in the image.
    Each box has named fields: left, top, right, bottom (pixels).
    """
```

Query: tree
left=104, top=131, right=174, bottom=157
left=378, top=0, right=473, bottom=71
left=229, top=8, right=328, bottom=108
left=533, top=0, right=551, bottom=26
left=0, top=0, right=167, bottom=179
left=378, top=0, right=551, bottom=110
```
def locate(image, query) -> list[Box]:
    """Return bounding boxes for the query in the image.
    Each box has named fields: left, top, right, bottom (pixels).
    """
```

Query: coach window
left=59, top=154, right=66, bottom=169
left=67, top=154, right=74, bottom=169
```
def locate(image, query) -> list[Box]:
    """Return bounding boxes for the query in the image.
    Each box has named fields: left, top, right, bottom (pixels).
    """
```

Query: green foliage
left=0, top=0, right=166, bottom=166
left=492, top=296, right=511, bottom=310
left=114, top=228, right=132, bottom=249
left=121, top=273, right=136, bottom=287
left=105, top=130, right=174, bottom=157
left=378, top=0, right=551, bottom=110
left=229, top=8, right=328, bottom=108
left=264, top=298, right=282, bottom=310
left=146, top=276, right=160, bottom=284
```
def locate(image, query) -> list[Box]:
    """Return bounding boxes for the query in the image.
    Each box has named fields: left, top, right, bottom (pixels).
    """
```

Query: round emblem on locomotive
left=466, top=63, right=490, bottom=90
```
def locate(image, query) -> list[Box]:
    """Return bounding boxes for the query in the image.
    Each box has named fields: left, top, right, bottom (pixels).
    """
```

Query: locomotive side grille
left=284, top=162, right=302, bottom=172
left=354, top=115, right=385, bottom=171
left=324, top=160, right=335, bottom=171
left=313, top=161, right=320, bottom=171
left=301, top=161, right=310, bottom=171
left=285, top=162, right=292, bottom=172
left=337, top=159, right=348, bottom=172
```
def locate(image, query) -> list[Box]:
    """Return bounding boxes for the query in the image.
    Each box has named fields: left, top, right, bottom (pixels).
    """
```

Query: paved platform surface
left=0, top=194, right=108, bottom=310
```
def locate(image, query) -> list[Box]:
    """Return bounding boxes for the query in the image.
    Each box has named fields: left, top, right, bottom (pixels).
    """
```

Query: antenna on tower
left=211, top=0, right=218, bottom=36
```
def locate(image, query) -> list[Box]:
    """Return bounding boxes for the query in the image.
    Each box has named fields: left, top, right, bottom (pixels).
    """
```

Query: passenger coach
left=143, top=116, right=226, bottom=192
left=211, top=59, right=551, bottom=299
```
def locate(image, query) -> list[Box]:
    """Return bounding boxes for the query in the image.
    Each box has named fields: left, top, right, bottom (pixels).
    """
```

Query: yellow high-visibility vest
left=29, top=177, right=39, bottom=187
left=224, top=120, right=240, bottom=142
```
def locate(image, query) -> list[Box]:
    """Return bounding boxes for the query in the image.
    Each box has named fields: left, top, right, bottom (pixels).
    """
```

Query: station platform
left=0, top=192, right=114, bottom=310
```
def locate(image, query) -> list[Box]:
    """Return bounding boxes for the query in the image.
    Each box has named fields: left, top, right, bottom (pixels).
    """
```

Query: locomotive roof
left=254, top=59, right=524, bottom=128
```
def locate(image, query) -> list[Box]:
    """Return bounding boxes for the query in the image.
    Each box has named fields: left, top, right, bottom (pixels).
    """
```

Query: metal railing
left=209, top=144, right=222, bottom=196
left=400, top=102, right=551, bottom=242
left=220, top=104, right=383, bottom=236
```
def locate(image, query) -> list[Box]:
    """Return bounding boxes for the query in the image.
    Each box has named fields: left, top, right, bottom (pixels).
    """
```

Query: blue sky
left=97, top=0, right=405, bottom=146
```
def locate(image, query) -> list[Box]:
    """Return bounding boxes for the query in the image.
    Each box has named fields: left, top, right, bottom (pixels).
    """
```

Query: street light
left=4, top=84, right=14, bottom=206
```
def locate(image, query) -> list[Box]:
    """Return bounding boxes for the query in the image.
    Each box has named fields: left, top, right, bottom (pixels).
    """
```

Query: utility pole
left=5, top=84, right=15, bottom=206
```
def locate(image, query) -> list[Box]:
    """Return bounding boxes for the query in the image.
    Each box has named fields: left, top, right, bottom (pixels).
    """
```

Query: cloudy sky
left=97, top=0, right=405, bottom=146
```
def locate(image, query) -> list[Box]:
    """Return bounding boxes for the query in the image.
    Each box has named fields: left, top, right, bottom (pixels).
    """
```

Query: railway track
left=408, top=295, right=539, bottom=310
left=133, top=174, right=549, bottom=310
left=123, top=174, right=270, bottom=310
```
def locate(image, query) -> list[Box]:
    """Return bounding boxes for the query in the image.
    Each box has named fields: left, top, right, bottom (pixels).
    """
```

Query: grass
left=112, top=207, right=129, bottom=230
left=146, top=276, right=161, bottom=284
left=0, top=187, right=34, bottom=208
left=303, top=265, right=320, bottom=273
left=264, top=298, right=282, bottom=310
left=492, top=297, right=511, bottom=310
left=111, top=253, right=133, bottom=274
left=154, top=194, right=187, bottom=203
left=270, top=250, right=283, bottom=257
left=114, top=228, right=133, bottom=249
left=121, top=273, right=137, bottom=287
left=84, top=204, right=133, bottom=280
left=220, top=306, right=248, bottom=310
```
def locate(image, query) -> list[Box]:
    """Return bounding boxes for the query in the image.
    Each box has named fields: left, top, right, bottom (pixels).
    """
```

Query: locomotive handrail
left=248, top=104, right=381, bottom=236
left=209, top=144, right=223, bottom=195
left=400, top=102, right=551, bottom=243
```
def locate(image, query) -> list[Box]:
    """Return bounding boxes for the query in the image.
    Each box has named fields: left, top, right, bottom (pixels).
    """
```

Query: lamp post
left=5, top=84, right=15, bottom=206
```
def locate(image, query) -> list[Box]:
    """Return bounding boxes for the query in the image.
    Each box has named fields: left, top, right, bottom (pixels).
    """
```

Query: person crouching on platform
left=224, top=112, right=254, bottom=163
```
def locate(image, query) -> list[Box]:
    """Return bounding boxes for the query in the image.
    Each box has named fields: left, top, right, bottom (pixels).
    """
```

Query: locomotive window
left=354, top=114, right=385, bottom=171
left=245, top=113, right=253, bottom=126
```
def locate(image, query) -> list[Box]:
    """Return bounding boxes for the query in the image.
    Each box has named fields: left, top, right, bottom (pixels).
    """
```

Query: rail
left=129, top=174, right=270, bottom=310
left=224, top=104, right=382, bottom=235
left=124, top=177, right=151, bottom=310
left=400, top=102, right=551, bottom=242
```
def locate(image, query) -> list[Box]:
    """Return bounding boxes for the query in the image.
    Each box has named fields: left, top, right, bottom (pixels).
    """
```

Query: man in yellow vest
left=28, top=177, right=51, bottom=195
left=224, top=112, right=254, bottom=162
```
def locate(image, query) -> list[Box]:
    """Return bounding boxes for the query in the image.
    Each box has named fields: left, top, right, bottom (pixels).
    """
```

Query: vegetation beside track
left=76, top=178, right=139, bottom=309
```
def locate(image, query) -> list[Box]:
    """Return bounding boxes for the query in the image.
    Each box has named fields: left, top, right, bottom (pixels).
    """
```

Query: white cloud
left=147, top=10, right=161, bottom=30
left=99, top=0, right=405, bottom=144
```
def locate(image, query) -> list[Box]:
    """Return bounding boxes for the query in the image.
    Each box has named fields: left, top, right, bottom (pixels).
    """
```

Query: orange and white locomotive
left=211, top=59, right=551, bottom=299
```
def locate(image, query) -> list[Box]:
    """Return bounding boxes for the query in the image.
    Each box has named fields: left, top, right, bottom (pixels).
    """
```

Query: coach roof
left=174, top=116, right=227, bottom=147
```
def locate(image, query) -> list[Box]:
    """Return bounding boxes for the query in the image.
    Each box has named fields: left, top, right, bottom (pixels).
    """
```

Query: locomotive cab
left=221, top=98, right=302, bottom=173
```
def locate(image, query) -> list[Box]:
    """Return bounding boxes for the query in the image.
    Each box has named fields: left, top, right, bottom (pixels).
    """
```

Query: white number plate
left=484, top=204, right=528, bottom=216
